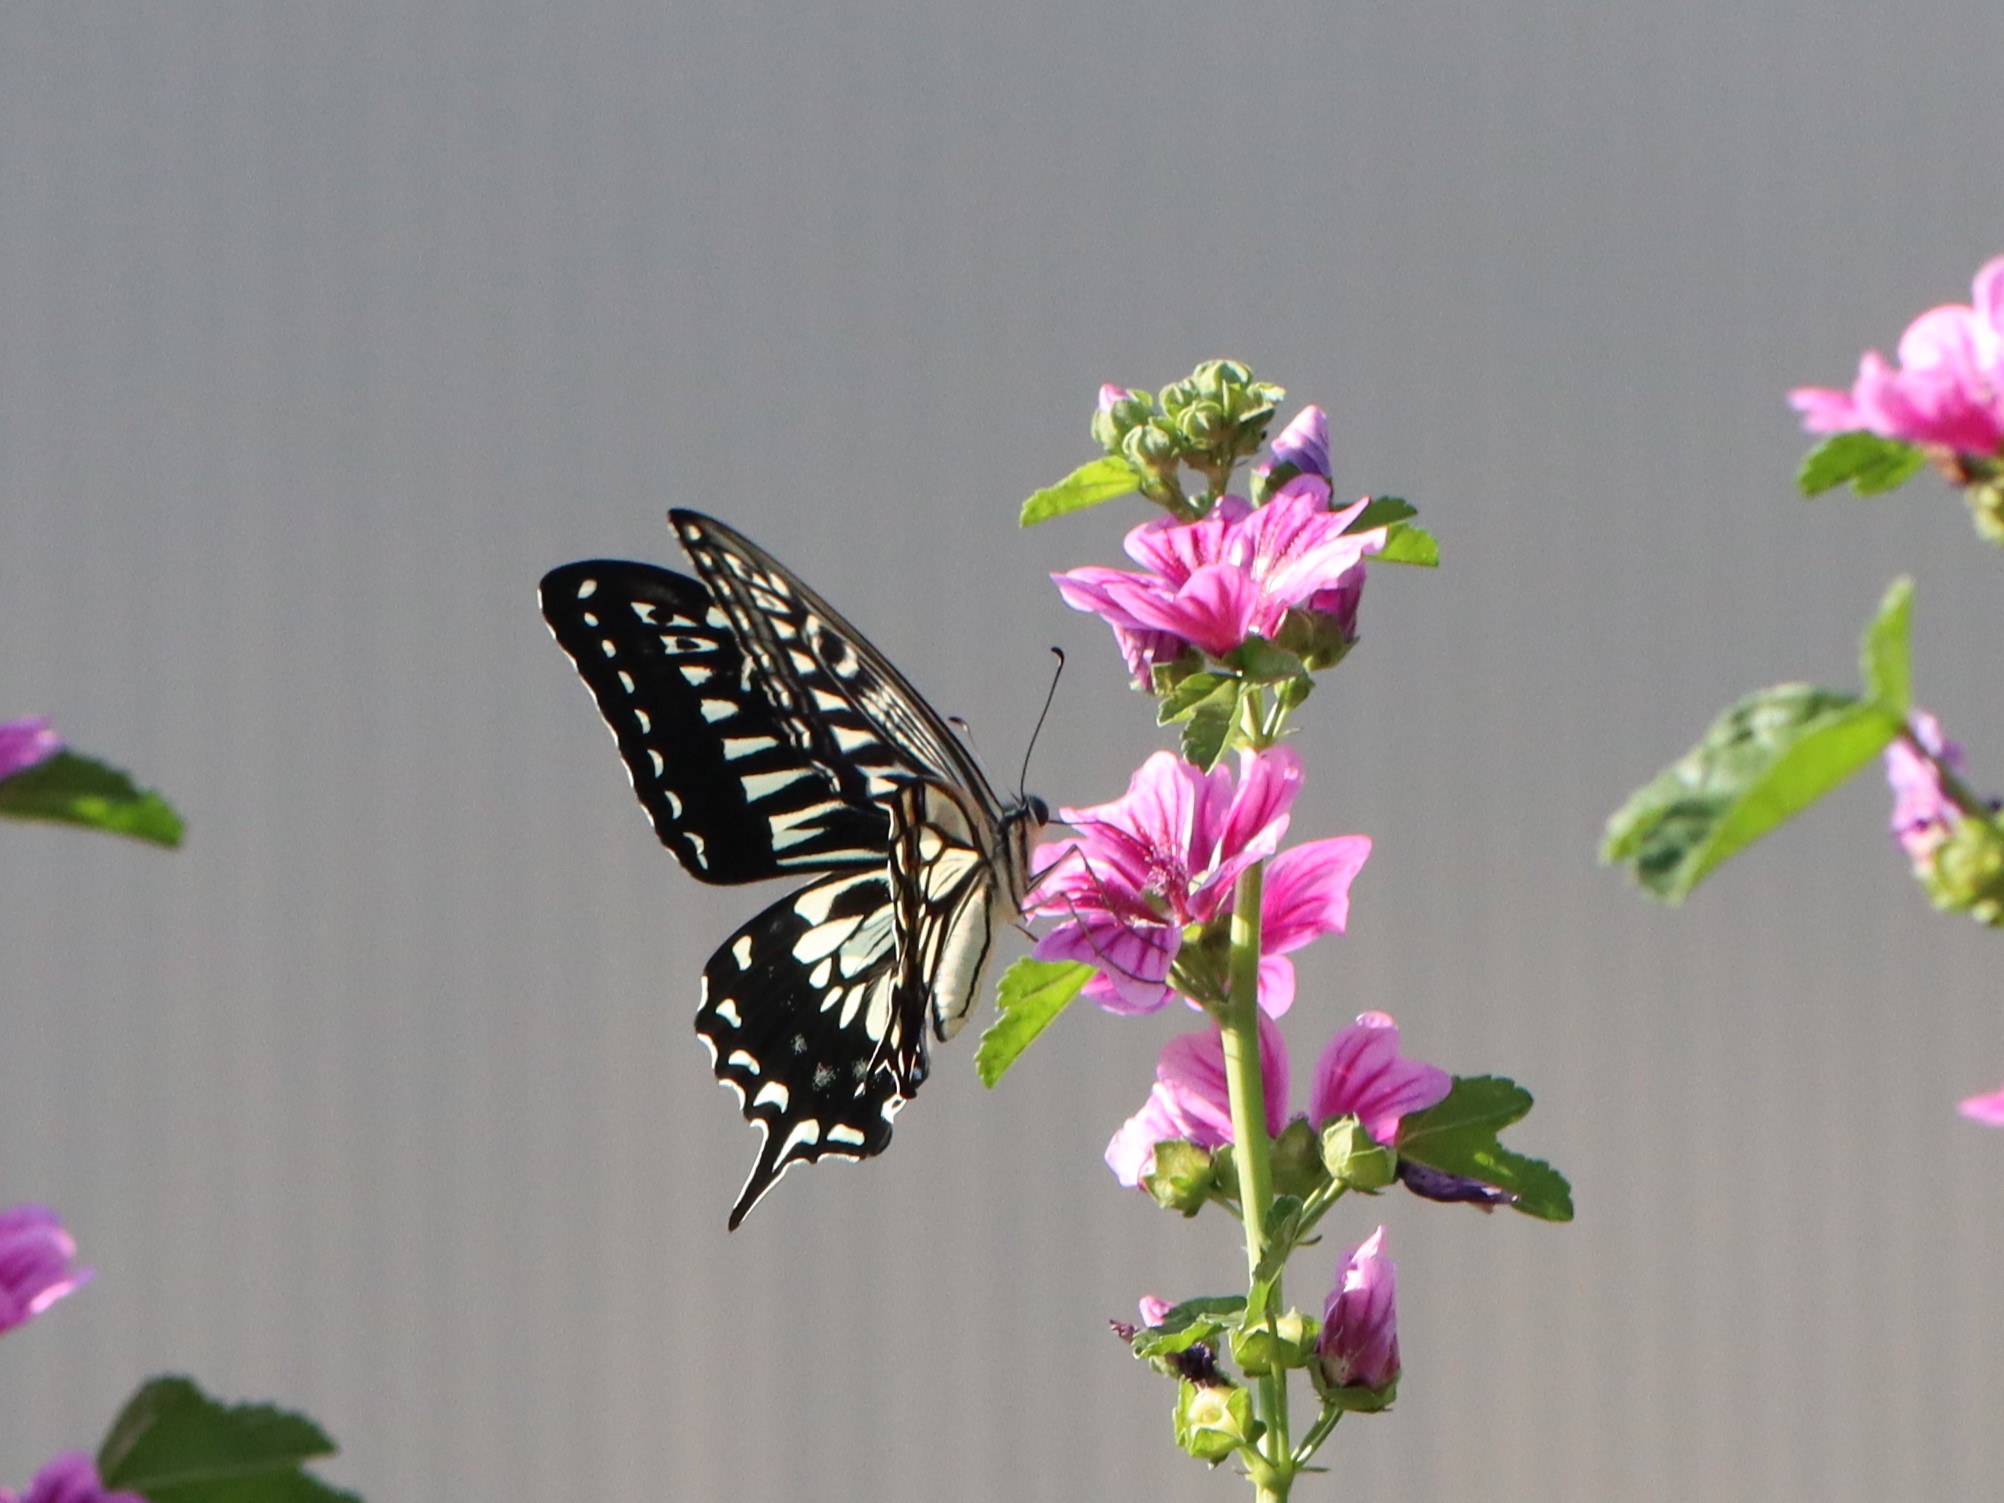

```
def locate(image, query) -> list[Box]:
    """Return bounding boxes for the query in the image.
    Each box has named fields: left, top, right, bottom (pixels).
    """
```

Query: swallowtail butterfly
left=541, top=511, right=1046, bottom=1228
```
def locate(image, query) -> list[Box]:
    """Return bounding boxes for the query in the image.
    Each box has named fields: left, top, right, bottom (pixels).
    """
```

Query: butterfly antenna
left=1018, top=647, right=1065, bottom=801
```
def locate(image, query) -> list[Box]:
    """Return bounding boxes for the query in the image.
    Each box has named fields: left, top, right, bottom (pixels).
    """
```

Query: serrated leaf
left=1181, top=695, right=1238, bottom=771
left=1020, top=456, right=1142, bottom=525
left=1602, top=683, right=1901, bottom=902
left=0, top=752, right=183, bottom=847
left=1797, top=431, right=1927, bottom=497
left=1859, top=576, right=1914, bottom=716
left=1378, top=522, right=1439, bottom=567
left=1396, top=1077, right=1573, bottom=1222
left=1343, top=496, right=1417, bottom=532
left=1157, top=671, right=1235, bottom=725
left=98, top=1376, right=358, bottom=1503
left=975, top=958, right=1090, bottom=1087
left=1132, top=1296, right=1244, bottom=1359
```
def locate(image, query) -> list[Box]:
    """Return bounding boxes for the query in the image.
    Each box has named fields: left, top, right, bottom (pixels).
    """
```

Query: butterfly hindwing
left=696, top=868, right=926, bottom=1229
left=539, top=559, right=888, bottom=883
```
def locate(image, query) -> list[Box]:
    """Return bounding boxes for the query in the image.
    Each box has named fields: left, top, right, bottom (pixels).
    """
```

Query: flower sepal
left=1270, top=1116, right=1332, bottom=1200
left=1964, top=467, right=2004, bottom=545
left=1174, top=1379, right=1264, bottom=1466
left=1309, top=1369, right=1399, bottom=1415
left=1229, top=1308, right=1319, bottom=1376
left=1142, top=1139, right=1221, bottom=1216
left=1320, top=1115, right=1397, bottom=1192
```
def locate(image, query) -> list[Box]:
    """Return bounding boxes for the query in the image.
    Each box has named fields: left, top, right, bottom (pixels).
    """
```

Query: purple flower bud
left=0, top=718, right=61, bottom=783
left=1267, top=405, right=1331, bottom=479
left=0, top=1205, right=92, bottom=1337
left=1137, top=1294, right=1174, bottom=1327
left=1100, top=383, right=1146, bottom=414
left=0, top=1451, right=144, bottom=1503
left=1317, top=1226, right=1399, bottom=1393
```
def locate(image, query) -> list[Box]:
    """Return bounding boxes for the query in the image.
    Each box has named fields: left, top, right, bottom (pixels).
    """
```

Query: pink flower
left=0, top=718, right=61, bottom=783
left=1959, top=1084, right=2004, bottom=1126
left=0, top=1453, right=143, bottom=1503
left=1886, top=710, right=1963, bottom=870
left=1105, top=1017, right=1291, bottom=1186
left=1308, top=1012, right=1453, bottom=1144
left=1790, top=255, right=2004, bottom=457
left=1316, top=1226, right=1399, bottom=1392
left=1052, top=407, right=1386, bottom=684
left=0, top=1206, right=91, bottom=1337
left=1136, top=1294, right=1174, bottom=1327
left=1029, top=749, right=1367, bottom=1017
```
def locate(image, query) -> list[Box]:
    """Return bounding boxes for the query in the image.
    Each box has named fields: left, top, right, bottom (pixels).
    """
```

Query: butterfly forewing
left=539, top=560, right=888, bottom=883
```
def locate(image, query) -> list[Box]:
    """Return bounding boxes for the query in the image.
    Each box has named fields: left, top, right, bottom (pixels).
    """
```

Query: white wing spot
left=754, top=1080, right=791, bottom=1111
left=633, top=708, right=651, bottom=732
left=723, top=735, right=779, bottom=757
left=576, top=579, right=598, bottom=599
left=649, top=749, right=665, bottom=775
left=727, top=1049, right=760, bottom=1074
left=700, top=698, right=737, bottom=724
left=812, top=1062, right=837, bottom=1088
left=741, top=769, right=806, bottom=803
left=618, top=670, right=635, bottom=693
left=710, top=999, right=740, bottom=1027
left=630, top=602, right=658, bottom=623
left=827, top=1124, right=867, bottom=1148
left=731, top=935, right=754, bottom=968
left=599, top=638, right=618, bottom=659
left=581, top=610, right=599, bottom=627
left=683, top=664, right=714, bottom=687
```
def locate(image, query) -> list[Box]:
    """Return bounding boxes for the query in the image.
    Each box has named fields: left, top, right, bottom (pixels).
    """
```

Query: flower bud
left=1320, top=1116, right=1397, bottom=1191
left=1174, top=1379, right=1260, bottom=1463
left=1092, top=384, right=1155, bottom=453
left=1315, top=1226, right=1399, bottom=1397
left=1230, top=1308, right=1318, bottom=1374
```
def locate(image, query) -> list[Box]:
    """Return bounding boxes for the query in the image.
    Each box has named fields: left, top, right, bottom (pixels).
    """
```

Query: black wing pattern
left=540, top=511, right=1044, bottom=1228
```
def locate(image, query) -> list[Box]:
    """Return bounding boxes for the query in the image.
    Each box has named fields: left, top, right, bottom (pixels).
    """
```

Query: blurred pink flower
left=1105, top=1017, right=1291, bottom=1187
left=1308, top=1012, right=1452, bottom=1144
left=1959, top=1084, right=2004, bottom=1127
left=1316, top=1226, right=1399, bottom=1392
left=1885, top=709, right=1963, bottom=870
left=1136, top=1294, right=1174, bottom=1327
left=0, top=718, right=61, bottom=783
left=1262, top=404, right=1331, bottom=480
left=1790, top=254, right=2004, bottom=457
left=0, top=1452, right=143, bottom=1503
left=0, top=1206, right=91, bottom=1337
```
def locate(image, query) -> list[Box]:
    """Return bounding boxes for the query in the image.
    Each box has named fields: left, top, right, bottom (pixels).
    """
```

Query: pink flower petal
left=1959, top=1083, right=2004, bottom=1127
left=1262, top=835, right=1373, bottom=954
left=1308, top=1012, right=1451, bottom=1144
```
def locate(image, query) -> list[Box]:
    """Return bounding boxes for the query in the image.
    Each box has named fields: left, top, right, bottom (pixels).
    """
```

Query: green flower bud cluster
left=1092, top=359, right=1287, bottom=517
left=1918, top=811, right=2004, bottom=926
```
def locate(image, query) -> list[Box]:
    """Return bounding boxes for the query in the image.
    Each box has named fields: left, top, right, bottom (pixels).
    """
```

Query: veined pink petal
left=1256, top=953, right=1297, bottom=1018
left=0, top=1206, right=91, bottom=1337
left=1033, top=916, right=1177, bottom=1014
left=1262, top=835, right=1373, bottom=953
left=1308, top=1012, right=1451, bottom=1144
left=1112, top=563, right=1261, bottom=658
left=1212, top=745, right=1304, bottom=864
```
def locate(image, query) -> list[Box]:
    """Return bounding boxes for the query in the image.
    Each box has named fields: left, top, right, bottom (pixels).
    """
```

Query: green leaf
left=1131, top=1295, right=1245, bottom=1359
left=1377, top=522, right=1439, bottom=567
left=1224, top=637, right=1309, bottom=688
left=974, top=959, right=1090, bottom=1087
left=98, top=1376, right=359, bottom=1503
left=1019, top=456, right=1142, bottom=526
left=1342, top=496, right=1417, bottom=533
left=1396, top=1076, right=1574, bottom=1222
left=1859, top=575, right=1914, bottom=717
left=0, top=751, right=183, bottom=847
left=1180, top=691, right=1239, bottom=771
left=1796, top=431, right=1927, bottom=497
left=1157, top=670, right=1235, bottom=725
left=1601, top=683, right=1901, bottom=902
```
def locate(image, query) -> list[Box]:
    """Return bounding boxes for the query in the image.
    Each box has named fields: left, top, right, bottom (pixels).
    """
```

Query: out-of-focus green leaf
left=0, top=752, right=182, bottom=847
left=1342, top=496, right=1417, bottom=533
left=98, top=1376, right=358, bottom=1503
left=1859, top=575, right=1914, bottom=716
left=1602, top=684, right=1901, bottom=902
left=1797, top=431, right=1926, bottom=497
left=1020, top=456, right=1142, bottom=525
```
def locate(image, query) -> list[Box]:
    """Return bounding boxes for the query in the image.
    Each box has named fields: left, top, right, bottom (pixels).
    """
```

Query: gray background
left=2, top=4, right=2001, bottom=1500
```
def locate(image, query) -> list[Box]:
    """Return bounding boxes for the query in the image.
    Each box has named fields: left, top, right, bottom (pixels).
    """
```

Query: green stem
left=1219, top=859, right=1291, bottom=1498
